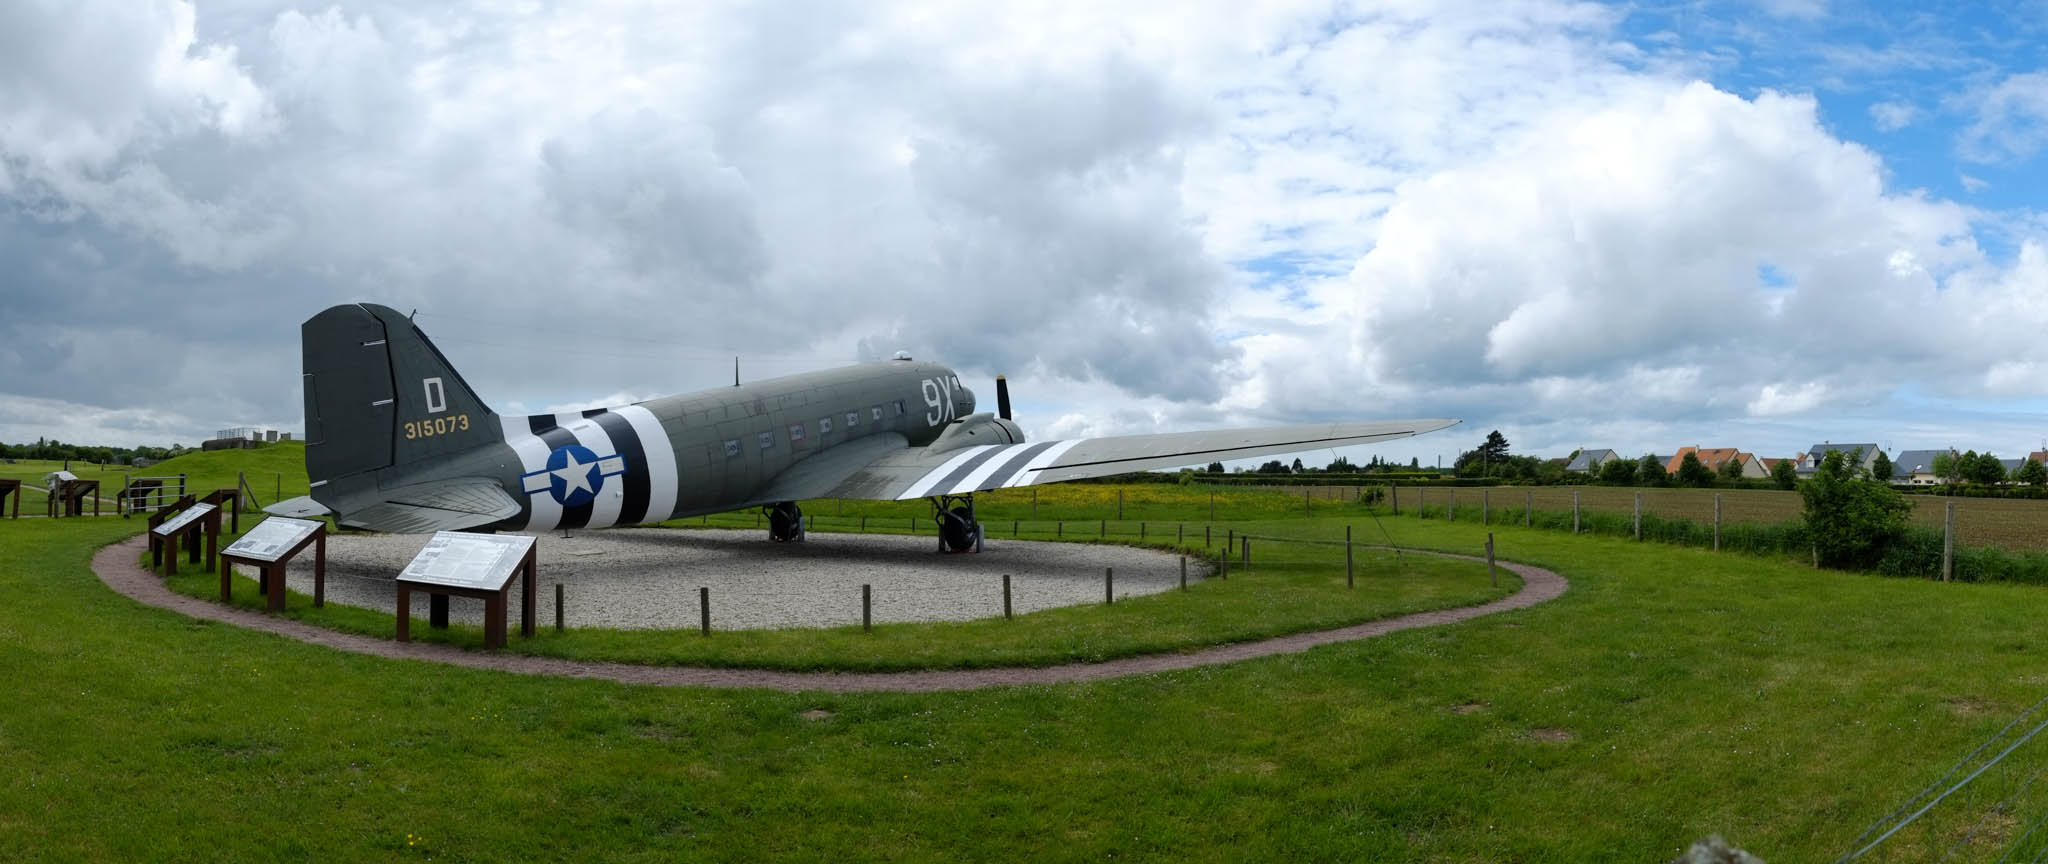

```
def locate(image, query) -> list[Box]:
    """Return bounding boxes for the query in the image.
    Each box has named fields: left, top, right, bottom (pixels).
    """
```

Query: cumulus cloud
left=1957, top=71, right=2048, bottom=162
left=3, top=0, right=2048, bottom=463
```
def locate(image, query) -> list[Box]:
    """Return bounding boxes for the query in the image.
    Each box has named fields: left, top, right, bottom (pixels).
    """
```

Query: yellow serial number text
left=404, top=414, right=470, bottom=440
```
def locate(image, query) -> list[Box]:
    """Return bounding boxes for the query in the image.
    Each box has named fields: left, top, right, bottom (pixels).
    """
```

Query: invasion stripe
left=502, top=415, right=560, bottom=531
left=615, top=405, right=679, bottom=523
left=967, top=441, right=1056, bottom=492
left=528, top=414, right=553, bottom=435
left=924, top=445, right=1013, bottom=497
left=897, top=445, right=997, bottom=500
left=592, top=411, right=650, bottom=526
left=1001, top=439, right=1083, bottom=488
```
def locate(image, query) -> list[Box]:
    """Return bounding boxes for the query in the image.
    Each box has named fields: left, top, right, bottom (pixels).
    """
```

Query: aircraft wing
left=267, top=477, right=521, bottom=534
left=802, top=419, right=1459, bottom=502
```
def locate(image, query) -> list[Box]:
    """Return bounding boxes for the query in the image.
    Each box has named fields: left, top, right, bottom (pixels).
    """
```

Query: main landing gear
left=766, top=501, right=805, bottom=542
left=932, top=493, right=983, bottom=553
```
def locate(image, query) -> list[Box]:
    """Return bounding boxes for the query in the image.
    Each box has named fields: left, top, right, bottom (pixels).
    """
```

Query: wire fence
left=1837, top=694, right=2048, bottom=863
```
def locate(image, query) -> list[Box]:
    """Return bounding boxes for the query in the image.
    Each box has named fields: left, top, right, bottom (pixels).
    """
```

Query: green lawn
left=6, top=502, right=2048, bottom=861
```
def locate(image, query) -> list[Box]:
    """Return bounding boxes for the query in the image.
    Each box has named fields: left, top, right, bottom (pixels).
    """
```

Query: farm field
left=10, top=475, right=2048, bottom=860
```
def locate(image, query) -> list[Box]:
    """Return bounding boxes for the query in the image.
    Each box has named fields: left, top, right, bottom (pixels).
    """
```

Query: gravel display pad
left=278, top=528, right=1196, bottom=630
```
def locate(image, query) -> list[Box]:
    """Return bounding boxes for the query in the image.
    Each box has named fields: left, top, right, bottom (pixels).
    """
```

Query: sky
left=3, top=0, right=2047, bottom=468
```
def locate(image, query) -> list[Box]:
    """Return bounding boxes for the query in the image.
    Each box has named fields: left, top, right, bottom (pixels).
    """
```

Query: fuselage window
left=789, top=423, right=806, bottom=443
left=758, top=431, right=774, bottom=450
left=845, top=411, right=859, bottom=428
left=893, top=400, right=905, bottom=416
left=871, top=406, right=883, bottom=422
left=724, top=439, right=741, bottom=457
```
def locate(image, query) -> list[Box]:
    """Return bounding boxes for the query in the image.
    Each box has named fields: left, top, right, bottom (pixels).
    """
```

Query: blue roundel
left=545, top=444, right=605, bottom=507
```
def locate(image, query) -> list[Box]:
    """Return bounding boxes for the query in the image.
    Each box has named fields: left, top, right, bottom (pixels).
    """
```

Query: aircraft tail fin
left=301, top=303, right=499, bottom=484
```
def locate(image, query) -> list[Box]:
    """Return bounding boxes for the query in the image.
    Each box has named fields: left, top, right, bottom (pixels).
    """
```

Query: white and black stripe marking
left=503, top=405, right=681, bottom=531
left=892, top=439, right=1084, bottom=500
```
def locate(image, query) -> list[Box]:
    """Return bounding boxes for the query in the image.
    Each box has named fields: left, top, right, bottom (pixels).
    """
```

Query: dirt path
left=91, top=536, right=1568, bottom=693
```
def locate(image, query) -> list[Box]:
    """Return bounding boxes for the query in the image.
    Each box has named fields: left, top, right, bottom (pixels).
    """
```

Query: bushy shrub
left=1800, top=450, right=1911, bottom=569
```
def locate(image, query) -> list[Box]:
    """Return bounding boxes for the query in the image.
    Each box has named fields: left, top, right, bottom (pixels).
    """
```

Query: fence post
left=1205, top=525, right=1211, bottom=547
left=1219, top=549, right=1228, bottom=579
left=862, top=584, right=872, bottom=633
left=1033, top=488, right=1038, bottom=519
left=698, top=587, right=710, bottom=636
left=1180, top=556, right=1187, bottom=591
left=554, top=583, right=564, bottom=632
left=1140, top=522, right=1147, bottom=541
left=1209, top=491, right=1215, bottom=522
left=1014, top=519, right=1019, bottom=537
left=860, top=515, right=867, bottom=533
left=1002, top=574, right=1013, bottom=619
left=1633, top=492, right=1642, bottom=541
left=1104, top=567, right=1114, bottom=605
left=1713, top=493, right=1722, bottom=552
left=1390, top=484, right=1398, bottom=515
left=1178, top=523, right=1184, bottom=545
left=1483, top=488, right=1489, bottom=525
left=1242, top=537, right=1250, bottom=571
left=1486, top=533, right=1497, bottom=587
left=1118, top=489, right=1124, bottom=520
left=1058, top=520, right=1063, bottom=538
left=1448, top=489, right=1456, bottom=522
left=1228, top=529, right=1234, bottom=555
left=1304, top=488, right=1311, bottom=517
left=1573, top=490, right=1581, bottom=534
left=1099, top=519, right=1106, bottom=538
left=1943, top=501, right=1955, bottom=583
left=1525, top=489, right=1532, bottom=527
left=1346, top=524, right=1354, bottom=589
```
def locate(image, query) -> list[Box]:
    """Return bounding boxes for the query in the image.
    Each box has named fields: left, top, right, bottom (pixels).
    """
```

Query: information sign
left=223, top=517, right=323, bottom=563
left=398, top=532, right=536, bottom=591
left=152, top=502, right=217, bottom=537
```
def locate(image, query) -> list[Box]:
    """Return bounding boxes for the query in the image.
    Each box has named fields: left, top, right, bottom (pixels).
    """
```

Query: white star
left=553, top=451, right=596, bottom=498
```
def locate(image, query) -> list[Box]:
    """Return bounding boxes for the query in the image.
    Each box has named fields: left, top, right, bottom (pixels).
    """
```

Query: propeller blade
left=995, top=375, right=1012, bottom=421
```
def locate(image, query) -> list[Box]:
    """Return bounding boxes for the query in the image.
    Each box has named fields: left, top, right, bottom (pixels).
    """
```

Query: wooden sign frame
left=0, top=479, right=17, bottom=519
left=219, top=517, right=327, bottom=613
left=151, top=502, right=221, bottom=578
left=394, top=534, right=538, bottom=651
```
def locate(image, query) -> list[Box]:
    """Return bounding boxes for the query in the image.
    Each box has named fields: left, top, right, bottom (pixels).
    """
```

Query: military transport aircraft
left=270, top=303, right=1457, bottom=552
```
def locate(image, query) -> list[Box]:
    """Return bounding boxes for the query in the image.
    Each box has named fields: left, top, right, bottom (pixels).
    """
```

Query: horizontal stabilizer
left=266, top=495, right=333, bottom=518
left=333, top=477, right=521, bottom=534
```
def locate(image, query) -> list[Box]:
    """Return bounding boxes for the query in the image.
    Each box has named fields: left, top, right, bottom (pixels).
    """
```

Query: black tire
left=768, top=502, right=803, bottom=541
left=940, top=506, right=976, bottom=552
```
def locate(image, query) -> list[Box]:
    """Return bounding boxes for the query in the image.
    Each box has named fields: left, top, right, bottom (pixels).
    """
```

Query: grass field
left=1, top=444, right=309, bottom=515
left=11, top=489, right=2048, bottom=860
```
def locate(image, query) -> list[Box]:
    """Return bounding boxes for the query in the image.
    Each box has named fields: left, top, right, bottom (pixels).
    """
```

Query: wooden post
left=862, top=584, right=872, bottom=632
left=1140, top=522, right=1146, bottom=541
left=1205, top=525, right=1211, bottom=547
left=1057, top=520, right=1063, bottom=538
left=699, top=587, right=710, bottom=636
left=1228, top=529, right=1234, bottom=555
left=1304, top=488, right=1310, bottom=517
left=1118, top=489, right=1124, bottom=520
left=1032, top=488, right=1038, bottom=519
left=1633, top=492, right=1642, bottom=541
left=1713, top=494, right=1722, bottom=552
left=1572, top=490, right=1581, bottom=534
left=1242, top=537, right=1250, bottom=571
left=1219, top=549, right=1228, bottom=579
left=1943, top=501, right=1955, bottom=583
left=1178, top=523, right=1184, bottom=545
left=1419, top=487, right=1426, bottom=519
left=1448, top=489, right=1455, bottom=522
left=1179, top=556, right=1187, bottom=591
left=1482, top=488, right=1489, bottom=525
left=1013, top=520, right=1019, bottom=537
left=1104, top=567, right=1114, bottom=605
left=1099, top=519, right=1105, bottom=538
left=860, top=515, right=867, bottom=533
left=1525, top=489, right=1532, bottom=528
left=1345, top=524, right=1354, bottom=589
left=1486, top=533, right=1497, bottom=587
left=1002, top=574, right=1012, bottom=619
left=555, top=582, right=564, bottom=632
left=1390, top=484, right=1398, bottom=515
left=1209, top=491, right=1215, bottom=522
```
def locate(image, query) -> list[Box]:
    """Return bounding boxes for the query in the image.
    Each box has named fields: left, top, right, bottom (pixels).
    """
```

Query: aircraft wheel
left=768, top=502, right=804, bottom=542
left=940, top=506, right=977, bottom=553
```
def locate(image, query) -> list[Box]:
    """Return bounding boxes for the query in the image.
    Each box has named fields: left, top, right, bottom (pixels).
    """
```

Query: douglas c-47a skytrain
left=270, top=303, right=1457, bottom=552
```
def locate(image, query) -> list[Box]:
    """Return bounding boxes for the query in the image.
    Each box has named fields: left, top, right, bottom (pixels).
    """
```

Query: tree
left=1870, top=451, right=1893, bottom=483
left=1801, top=449, right=1911, bottom=568
left=1204, top=461, right=1225, bottom=473
left=1637, top=454, right=1669, bottom=487
left=1718, top=455, right=1746, bottom=483
left=1290, top=457, right=1306, bottom=473
left=1676, top=452, right=1713, bottom=487
left=1963, top=450, right=2006, bottom=486
left=1257, top=460, right=1290, bottom=474
left=1324, top=456, right=1357, bottom=473
left=1599, top=456, right=1637, bottom=485
left=1933, top=451, right=1959, bottom=487
left=1478, top=430, right=1510, bottom=464
left=1771, top=457, right=1797, bottom=489
left=2019, top=458, right=2048, bottom=487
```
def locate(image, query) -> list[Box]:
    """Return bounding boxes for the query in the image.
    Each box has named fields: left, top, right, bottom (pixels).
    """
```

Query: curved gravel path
left=271, top=528, right=1193, bottom=630
left=91, top=536, right=1568, bottom=693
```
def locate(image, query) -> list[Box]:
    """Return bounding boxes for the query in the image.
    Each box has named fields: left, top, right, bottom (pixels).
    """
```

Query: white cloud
left=1869, top=100, right=1918, bottom=131
left=1960, top=174, right=1989, bottom=192
left=1957, top=71, right=2048, bottom=162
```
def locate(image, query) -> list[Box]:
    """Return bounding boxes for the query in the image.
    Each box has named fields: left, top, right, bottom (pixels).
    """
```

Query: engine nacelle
left=926, top=412, right=1024, bottom=454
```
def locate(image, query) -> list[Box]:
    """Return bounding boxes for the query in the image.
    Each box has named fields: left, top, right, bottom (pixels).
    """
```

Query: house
left=1565, top=449, right=1621, bottom=473
left=1796, top=442, right=1884, bottom=477
left=1891, top=449, right=1951, bottom=485
left=1662, top=447, right=1769, bottom=478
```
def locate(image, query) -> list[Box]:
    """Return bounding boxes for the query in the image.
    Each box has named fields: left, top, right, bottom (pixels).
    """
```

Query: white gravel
left=278, top=527, right=1205, bottom=630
